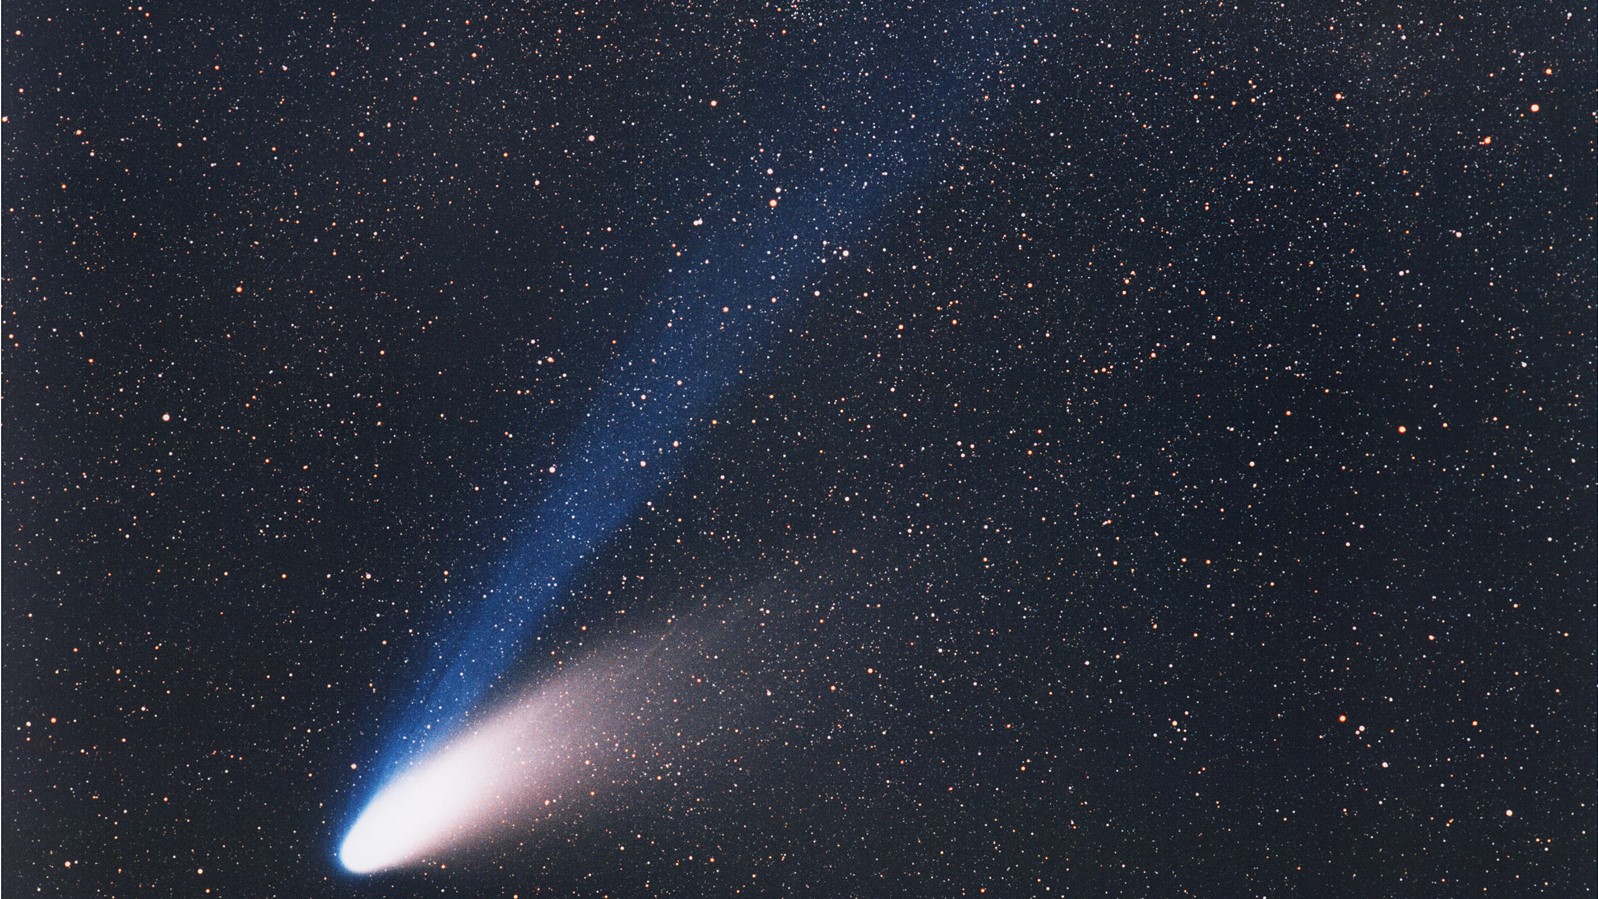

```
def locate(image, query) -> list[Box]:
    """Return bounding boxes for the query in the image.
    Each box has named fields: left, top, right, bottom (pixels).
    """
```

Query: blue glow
left=349, top=5, right=1022, bottom=831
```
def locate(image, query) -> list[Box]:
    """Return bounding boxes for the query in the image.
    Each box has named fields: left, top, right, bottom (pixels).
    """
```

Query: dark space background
left=4, top=1, right=1593, bottom=896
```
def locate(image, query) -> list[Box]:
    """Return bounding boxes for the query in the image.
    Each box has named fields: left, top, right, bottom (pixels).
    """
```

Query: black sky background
left=4, top=1, right=1593, bottom=896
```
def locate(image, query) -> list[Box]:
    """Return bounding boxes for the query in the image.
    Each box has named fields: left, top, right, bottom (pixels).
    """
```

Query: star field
left=3, top=1, right=1593, bottom=896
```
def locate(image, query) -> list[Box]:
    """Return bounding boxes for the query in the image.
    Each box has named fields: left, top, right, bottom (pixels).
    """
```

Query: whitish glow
left=340, top=728, right=506, bottom=872
left=337, top=617, right=729, bottom=873
left=339, top=686, right=582, bottom=874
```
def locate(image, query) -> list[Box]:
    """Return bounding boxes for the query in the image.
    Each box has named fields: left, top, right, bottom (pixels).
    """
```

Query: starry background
left=4, top=1, right=1594, bottom=896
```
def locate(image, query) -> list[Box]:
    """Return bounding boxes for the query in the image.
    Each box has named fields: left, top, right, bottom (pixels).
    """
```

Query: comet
left=342, top=5, right=1021, bottom=871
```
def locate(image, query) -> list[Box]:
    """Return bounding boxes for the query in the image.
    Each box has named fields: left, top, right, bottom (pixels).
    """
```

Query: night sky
left=4, top=1, right=1594, bottom=896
